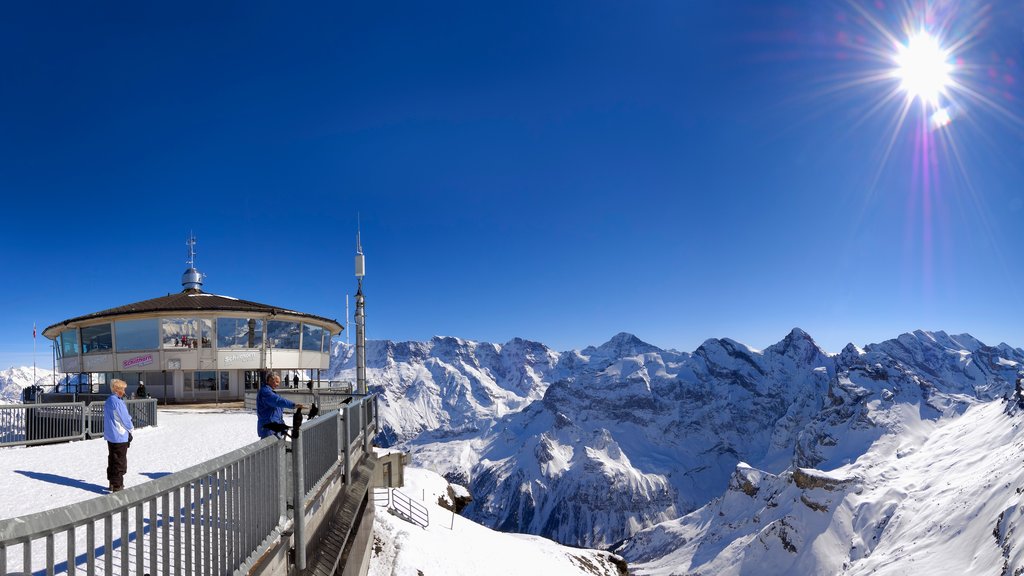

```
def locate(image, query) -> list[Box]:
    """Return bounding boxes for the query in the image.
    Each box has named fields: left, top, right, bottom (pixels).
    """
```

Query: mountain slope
left=618, top=399, right=1024, bottom=575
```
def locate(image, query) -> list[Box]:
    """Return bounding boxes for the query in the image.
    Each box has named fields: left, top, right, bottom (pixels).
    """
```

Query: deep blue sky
left=2, top=0, right=1022, bottom=370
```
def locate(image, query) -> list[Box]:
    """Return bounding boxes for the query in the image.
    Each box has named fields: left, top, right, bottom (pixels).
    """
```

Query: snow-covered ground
left=369, top=467, right=626, bottom=576
left=1, top=406, right=627, bottom=575
left=0, top=408, right=257, bottom=520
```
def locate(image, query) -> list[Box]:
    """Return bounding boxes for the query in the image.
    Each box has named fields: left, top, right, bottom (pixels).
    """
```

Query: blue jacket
left=256, top=384, right=295, bottom=438
left=103, top=394, right=134, bottom=443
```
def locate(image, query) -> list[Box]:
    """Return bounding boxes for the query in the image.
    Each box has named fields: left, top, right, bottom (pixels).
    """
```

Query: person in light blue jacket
left=257, top=372, right=303, bottom=438
left=103, top=379, right=134, bottom=492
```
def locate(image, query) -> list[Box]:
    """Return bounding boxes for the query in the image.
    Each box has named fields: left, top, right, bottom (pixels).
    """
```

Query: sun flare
left=893, top=31, right=953, bottom=108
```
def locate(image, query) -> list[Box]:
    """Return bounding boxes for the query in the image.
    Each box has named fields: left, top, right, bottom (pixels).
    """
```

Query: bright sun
left=893, top=31, right=952, bottom=107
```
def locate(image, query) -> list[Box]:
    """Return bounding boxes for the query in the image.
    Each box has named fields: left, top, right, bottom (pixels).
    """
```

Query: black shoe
left=112, top=486, right=123, bottom=493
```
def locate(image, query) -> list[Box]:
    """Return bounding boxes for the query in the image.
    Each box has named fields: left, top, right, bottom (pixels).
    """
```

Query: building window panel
left=301, top=324, right=324, bottom=352
left=162, top=318, right=198, bottom=349
left=82, top=324, right=113, bottom=354
left=115, top=319, right=159, bottom=351
left=267, top=321, right=300, bottom=350
left=60, top=329, right=80, bottom=357
left=216, top=318, right=264, bottom=349
left=201, top=319, right=214, bottom=348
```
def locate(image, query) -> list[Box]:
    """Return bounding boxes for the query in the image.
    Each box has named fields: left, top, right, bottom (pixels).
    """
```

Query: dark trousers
left=107, top=441, right=129, bottom=489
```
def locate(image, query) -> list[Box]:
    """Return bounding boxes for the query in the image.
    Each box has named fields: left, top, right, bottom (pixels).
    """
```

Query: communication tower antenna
left=354, top=218, right=367, bottom=394
left=346, top=294, right=350, bottom=345
left=186, top=232, right=197, bottom=268
left=181, top=232, right=205, bottom=292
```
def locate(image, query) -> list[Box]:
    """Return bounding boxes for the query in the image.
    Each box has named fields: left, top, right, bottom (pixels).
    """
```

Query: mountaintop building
left=41, top=237, right=343, bottom=402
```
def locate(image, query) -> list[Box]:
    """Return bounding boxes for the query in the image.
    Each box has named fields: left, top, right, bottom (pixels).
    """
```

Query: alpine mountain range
left=326, top=329, right=1024, bottom=575
left=7, top=329, right=1024, bottom=574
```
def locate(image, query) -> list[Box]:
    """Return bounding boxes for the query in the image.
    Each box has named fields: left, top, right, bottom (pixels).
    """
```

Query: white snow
left=369, top=467, right=625, bottom=576
left=1, top=406, right=625, bottom=576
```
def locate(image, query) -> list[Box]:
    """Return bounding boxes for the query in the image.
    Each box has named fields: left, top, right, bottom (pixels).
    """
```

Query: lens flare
left=893, top=31, right=953, bottom=108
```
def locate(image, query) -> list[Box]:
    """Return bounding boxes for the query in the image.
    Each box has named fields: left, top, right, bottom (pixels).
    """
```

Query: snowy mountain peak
left=581, top=332, right=661, bottom=359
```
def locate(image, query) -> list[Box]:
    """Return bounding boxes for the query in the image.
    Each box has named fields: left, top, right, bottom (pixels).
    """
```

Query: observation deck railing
left=0, top=394, right=379, bottom=576
left=0, top=399, right=158, bottom=448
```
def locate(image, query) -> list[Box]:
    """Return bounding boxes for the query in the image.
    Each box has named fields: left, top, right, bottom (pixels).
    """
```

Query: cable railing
left=0, top=394, right=378, bottom=576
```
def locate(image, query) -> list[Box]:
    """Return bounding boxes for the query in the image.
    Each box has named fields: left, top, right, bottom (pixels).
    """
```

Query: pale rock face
left=327, top=329, right=1024, bottom=559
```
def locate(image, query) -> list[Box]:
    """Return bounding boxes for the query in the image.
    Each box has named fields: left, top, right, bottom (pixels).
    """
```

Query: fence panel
left=0, top=403, right=86, bottom=447
left=300, top=410, right=341, bottom=498
left=0, top=437, right=287, bottom=576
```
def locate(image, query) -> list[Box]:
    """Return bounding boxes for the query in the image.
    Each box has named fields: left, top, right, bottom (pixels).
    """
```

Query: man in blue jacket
left=103, top=379, right=134, bottom=492
left=257, top=372, right=303, bottom=438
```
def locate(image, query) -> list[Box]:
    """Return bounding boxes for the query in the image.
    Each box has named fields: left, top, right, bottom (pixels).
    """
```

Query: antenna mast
left=354, top=220, right=367, bottom=395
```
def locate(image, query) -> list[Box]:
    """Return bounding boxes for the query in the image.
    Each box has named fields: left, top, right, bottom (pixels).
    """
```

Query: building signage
left=122, top=354, right=154, bottom=369
left=224, top=351, right=258, bottom=365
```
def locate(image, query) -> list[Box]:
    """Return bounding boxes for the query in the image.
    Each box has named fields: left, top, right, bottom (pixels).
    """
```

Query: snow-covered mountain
left=0, top=366, right=55, bottom=403
left=331, top=328, right=1024, bottom=561
left=618, top=399, right=1024, bottom=575
left=328, top=336, right=560, bottom=445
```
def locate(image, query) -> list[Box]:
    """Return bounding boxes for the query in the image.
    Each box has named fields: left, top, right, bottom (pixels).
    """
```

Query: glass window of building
left=115, top=319, right=159, bottom=351
left=200, top=319, right=214, bottom=348
left=219, top=371, right=229, bottom=391
left=217, top=318, right=263, bottom=349
left=162, top=318, right=197, bottom=349
left=244, top=370, right=261, bottom=391
left=322, top=330, right=331, bottom=354
left=194, top=371, right=218, bottom=391
left=301, top=324, right=324, bottom=352
left=60, top=329, right=80, bottom=357
left=267, top=320, right=300, bottom=349
left=81, top=324, right=113, bottom=354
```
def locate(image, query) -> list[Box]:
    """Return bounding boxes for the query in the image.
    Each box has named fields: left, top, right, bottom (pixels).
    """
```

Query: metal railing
left=0, top=394, right=378, bottom=576
left=372, top=487, right=429, bottom=528
left=242, top=383, right=356, bottom=412
left=0, top=399, right=158, bottom=448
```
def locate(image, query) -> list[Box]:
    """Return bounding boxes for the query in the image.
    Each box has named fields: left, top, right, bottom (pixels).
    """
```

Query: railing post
left=361, top=399, right=370, bottom=456
left=291, top=431, right=306, bottom=572
left=343, top=405, right=351, bottom=486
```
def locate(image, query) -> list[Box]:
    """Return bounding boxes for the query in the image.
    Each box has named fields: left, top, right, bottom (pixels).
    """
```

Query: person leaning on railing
left=104, top=379, right=135, bottom=493
left=257, top=372, right=303, bottom=438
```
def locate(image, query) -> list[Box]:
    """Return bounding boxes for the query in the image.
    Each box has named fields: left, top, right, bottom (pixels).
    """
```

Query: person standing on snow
left=256, top=372, right=303, bottom=438
left=104, top=379, right=134, bottom=492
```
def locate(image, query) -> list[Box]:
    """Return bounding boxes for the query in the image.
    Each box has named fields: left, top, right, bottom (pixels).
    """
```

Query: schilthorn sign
left=224, top=351, right=258, bottom=365
left=122, top=354, right=154, bottom=369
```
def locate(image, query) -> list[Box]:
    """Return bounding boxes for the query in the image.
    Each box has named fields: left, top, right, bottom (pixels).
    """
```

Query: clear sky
left=1, top=0, right=1022, bottom=370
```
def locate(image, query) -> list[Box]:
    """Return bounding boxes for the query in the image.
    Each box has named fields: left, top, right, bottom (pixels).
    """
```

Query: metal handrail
left=0, top=394, right=378, bottom=575
left=0, top=437, right=287, bottom=575
left=390, top=488, right=430, bottom=529
left=0, top=399, right=158, bottom=448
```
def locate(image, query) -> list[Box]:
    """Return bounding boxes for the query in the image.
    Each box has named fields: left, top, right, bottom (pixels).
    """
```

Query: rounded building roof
left=42, top=289, right=343, bottom=339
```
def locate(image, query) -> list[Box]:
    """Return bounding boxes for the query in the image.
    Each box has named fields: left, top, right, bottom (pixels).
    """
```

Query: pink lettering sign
left=122, top=354, right=154, bottom=369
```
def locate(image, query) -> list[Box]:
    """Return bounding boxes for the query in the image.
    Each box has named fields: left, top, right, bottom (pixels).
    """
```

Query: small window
left=302, top=324, right=324, bottom=352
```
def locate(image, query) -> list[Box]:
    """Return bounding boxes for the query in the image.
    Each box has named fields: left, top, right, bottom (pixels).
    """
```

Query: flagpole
left=33, top=322, right=37, bottom=387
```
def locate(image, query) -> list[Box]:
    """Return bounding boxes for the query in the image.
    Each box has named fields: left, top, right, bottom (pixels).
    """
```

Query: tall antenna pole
left=345, top=294, right=350, bottom=345
left=354, top=222, right=367, bottom=395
